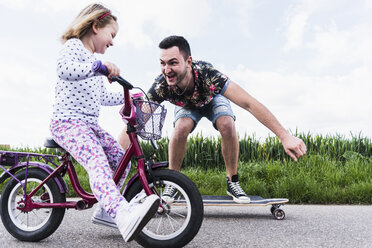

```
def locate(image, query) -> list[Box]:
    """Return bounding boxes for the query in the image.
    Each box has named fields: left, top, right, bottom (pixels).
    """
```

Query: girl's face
left=92, top=19, right=118, bottom=54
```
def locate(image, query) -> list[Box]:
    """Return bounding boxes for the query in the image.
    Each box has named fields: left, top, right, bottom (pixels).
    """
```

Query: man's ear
left=186, top=56, right=193, bottom=68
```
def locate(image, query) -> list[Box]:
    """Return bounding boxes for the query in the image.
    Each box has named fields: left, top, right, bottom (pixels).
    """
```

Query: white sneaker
left=115, top=194, right=160, bottom=242
left=91, top=191, right=148, bottom=229
left=91, top=206, right=117, bottom=228
left=129, top=190, right=147, bottom=205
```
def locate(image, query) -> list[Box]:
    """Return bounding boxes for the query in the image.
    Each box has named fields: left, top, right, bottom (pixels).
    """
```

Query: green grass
left=141, top=132, right=372, bottom=169
left=1, top=132, right=371, bottom=204
left=183, top=152, right=372, bottom=204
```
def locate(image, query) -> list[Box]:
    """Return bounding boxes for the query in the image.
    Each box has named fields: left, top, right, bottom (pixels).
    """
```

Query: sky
left=0, top=0, right=371, bottom=148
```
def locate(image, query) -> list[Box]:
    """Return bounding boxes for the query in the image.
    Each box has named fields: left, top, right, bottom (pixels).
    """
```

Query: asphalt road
left=0, top=203, right=371, bottom=247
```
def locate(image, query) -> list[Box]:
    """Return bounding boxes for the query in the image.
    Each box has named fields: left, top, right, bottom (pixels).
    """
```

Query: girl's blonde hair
left=61, top=3, right=117, bottom=43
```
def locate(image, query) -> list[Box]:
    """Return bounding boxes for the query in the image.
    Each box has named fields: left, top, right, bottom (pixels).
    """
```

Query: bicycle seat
left=44, top=138, right=63, bottom=149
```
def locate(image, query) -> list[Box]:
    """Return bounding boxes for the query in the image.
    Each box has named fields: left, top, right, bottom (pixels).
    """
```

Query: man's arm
left=223, top=81, right=307, bottom=161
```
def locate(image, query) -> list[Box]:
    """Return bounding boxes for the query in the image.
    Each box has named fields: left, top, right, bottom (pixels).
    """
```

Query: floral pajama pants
left=50, top=119, right=131, bottom=218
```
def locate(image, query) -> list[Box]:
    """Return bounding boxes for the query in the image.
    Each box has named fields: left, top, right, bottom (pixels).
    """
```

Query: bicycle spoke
left=155, top=215, right=164, bottom=234
left=166, top=214, right=180, bottom=231
left=15, top=211, right=22, bottom=219
left=31, top=210, right=44, bottom=223
left=169, top=209, right=186, bottom=219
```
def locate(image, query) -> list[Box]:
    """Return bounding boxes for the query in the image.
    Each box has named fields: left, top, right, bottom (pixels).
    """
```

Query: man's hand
left=281, top=135, right=307, bottom=161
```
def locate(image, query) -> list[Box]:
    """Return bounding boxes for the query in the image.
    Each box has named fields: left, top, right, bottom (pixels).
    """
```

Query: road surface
left=0, top=203, right=371, bottom=247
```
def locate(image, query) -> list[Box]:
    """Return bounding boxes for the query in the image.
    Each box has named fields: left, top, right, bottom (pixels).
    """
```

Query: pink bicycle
left=0, top=61, right=203, bottom=248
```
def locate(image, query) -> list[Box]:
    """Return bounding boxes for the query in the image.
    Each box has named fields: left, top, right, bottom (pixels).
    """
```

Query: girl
left=50, top=3, right=159, bottom=242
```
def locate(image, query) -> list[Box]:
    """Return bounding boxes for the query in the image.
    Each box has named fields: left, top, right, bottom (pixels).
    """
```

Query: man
left=148, top=35, right=307, bottom=203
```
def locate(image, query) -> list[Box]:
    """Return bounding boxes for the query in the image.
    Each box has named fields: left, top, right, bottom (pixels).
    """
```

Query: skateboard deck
left=202, top=195, right=288, bottom=206
left=169, top=195, right=288, bottom=220
left=202, top=195, right=288, bottom=220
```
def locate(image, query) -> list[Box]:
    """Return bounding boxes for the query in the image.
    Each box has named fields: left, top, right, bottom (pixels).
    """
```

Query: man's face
left=160, top=46, right=190, bottom=86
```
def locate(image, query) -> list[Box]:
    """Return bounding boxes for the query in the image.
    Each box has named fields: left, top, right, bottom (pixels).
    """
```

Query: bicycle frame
left=0, top=80, right=166, bottom=212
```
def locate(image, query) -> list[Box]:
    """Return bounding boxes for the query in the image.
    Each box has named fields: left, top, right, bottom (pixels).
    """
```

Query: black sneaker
left=226, top=175, right=251, bottom=203
left=162, top=184, right=177, bottom=203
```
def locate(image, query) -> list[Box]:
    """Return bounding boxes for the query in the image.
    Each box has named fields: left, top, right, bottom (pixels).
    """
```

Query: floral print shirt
left=147, top=60, right=230, bottom=109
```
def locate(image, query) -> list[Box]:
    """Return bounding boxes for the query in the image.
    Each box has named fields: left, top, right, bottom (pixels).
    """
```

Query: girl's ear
left=92, top=22, right=100, bottom=34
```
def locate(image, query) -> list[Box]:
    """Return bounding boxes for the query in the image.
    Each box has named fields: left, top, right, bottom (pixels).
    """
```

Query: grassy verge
left=1, top=133, right=371, bottom=204
left=185, top=152, right=372, bottom=204
left=1, top=153, right=370, bottom=204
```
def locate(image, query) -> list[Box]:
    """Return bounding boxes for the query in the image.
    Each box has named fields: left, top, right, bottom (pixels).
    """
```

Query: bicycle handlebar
left=92, top=60, right=132, bottom=116
left=92, top=60, right=134, bottom=89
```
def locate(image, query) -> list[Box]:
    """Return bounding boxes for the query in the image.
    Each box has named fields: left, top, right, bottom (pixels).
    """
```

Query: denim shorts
left=174, top=94, right=236, bottom=132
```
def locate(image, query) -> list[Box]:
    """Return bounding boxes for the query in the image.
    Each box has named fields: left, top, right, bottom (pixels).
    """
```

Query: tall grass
left=140, top=132, right=372, bottom=204
left=1, top=132, right=371, bottom=203
left=184, top=152, right=372, bottom=204
left=141, top=132, right=372, bottom=169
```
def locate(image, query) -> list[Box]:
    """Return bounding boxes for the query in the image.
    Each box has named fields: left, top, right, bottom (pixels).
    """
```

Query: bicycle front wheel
left=125, top=169, right=203, bottom=248
left=0, top=168, right=66, bottom=241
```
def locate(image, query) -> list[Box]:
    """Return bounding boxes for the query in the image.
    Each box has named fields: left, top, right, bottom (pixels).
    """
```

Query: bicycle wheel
left=0, top=167, right=66, bottom=241
left=125, top=169, right=203, bottom=248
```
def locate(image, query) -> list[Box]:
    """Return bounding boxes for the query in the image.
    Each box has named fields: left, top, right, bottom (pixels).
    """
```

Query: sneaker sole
left=92, top=216, right=117, bottom=229
left=226, top=191, right=251, bottom=204
left=125, top=197, right=160, bottom=242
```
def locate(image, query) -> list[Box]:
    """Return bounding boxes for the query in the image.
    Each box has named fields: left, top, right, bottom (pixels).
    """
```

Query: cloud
left=225, top=64, right=372, bottom=138
left=0, top=0, right=212, bottom=50
left=306, top=23, right=372, bottom=69
left=283, top=9, right=310, bottom=51
left=0, top=0, right=371, bottom=148
left=283, top=0, right=319, bottom=51
left=108, top=1, right=213, bottom=50
left=281, top=0, right=372, bottom=77
left=0, top=0, right=90, bottom=12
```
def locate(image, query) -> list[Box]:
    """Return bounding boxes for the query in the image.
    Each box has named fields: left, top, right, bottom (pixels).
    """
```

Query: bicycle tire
left=0, top=168, right=66, bottom=241
left=125, top=169, right=203, bottom=248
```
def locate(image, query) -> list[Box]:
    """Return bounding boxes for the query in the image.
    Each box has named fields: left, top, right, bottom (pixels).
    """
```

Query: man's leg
left=164, top=117, right=193, bottom=202
left=216, top=116, right=250, bottom=203
left=169, top=117, right=194, bottom=171
left=215, top=116, right=239, bottom=180
left=209, top=95, right=250, bottom=203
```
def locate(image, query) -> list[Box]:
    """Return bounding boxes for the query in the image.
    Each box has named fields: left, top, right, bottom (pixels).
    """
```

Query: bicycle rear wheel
left=125, top=169, right=203, bottom=248
left=0, top=168, right=66, bottom=241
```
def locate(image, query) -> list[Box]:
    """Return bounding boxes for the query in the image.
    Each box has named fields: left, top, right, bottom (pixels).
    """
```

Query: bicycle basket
left=134, top=100, right=167, bottom=140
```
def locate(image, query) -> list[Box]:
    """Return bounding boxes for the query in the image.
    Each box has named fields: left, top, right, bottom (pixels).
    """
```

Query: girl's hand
left=103, top=61, right=120, bottom=83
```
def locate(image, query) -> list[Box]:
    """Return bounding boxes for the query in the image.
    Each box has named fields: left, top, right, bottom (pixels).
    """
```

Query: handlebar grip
left=92, top=60, right=109, bottom=76
left=92, top=60, right=133, bottom=89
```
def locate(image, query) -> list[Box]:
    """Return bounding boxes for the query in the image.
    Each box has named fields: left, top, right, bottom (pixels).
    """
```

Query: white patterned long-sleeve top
left=51, top=38, right=124, bottom=124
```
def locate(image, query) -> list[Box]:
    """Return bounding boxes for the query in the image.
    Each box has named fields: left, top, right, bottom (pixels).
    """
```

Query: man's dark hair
left=159, top=35, right=191, bottom=60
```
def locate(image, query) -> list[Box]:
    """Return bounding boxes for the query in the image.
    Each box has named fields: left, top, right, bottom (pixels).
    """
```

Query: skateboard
left=201, top=195, right=288, bottom=220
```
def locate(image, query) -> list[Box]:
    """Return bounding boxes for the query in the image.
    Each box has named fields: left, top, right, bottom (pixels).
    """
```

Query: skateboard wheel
left=270, top=204, right=281, bottom=214
left=273, top=208, right=285, bottom=220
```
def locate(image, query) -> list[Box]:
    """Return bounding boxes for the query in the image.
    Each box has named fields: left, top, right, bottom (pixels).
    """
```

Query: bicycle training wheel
left=0, top=168, right=66, bottom=241
left=125, top=169, right=203, bottom=248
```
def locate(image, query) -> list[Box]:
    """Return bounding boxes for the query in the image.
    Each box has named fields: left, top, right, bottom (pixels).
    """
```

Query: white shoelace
left=230, top=181, right=246, bottom=196
left=163, top=185, right=176, bottom=196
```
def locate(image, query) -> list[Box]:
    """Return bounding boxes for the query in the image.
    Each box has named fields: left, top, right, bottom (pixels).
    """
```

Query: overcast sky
left=0, top=0, right=371, bottom=148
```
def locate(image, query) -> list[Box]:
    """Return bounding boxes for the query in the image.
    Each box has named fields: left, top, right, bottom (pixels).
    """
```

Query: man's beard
left=173, top=67, right=188, bottom=86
